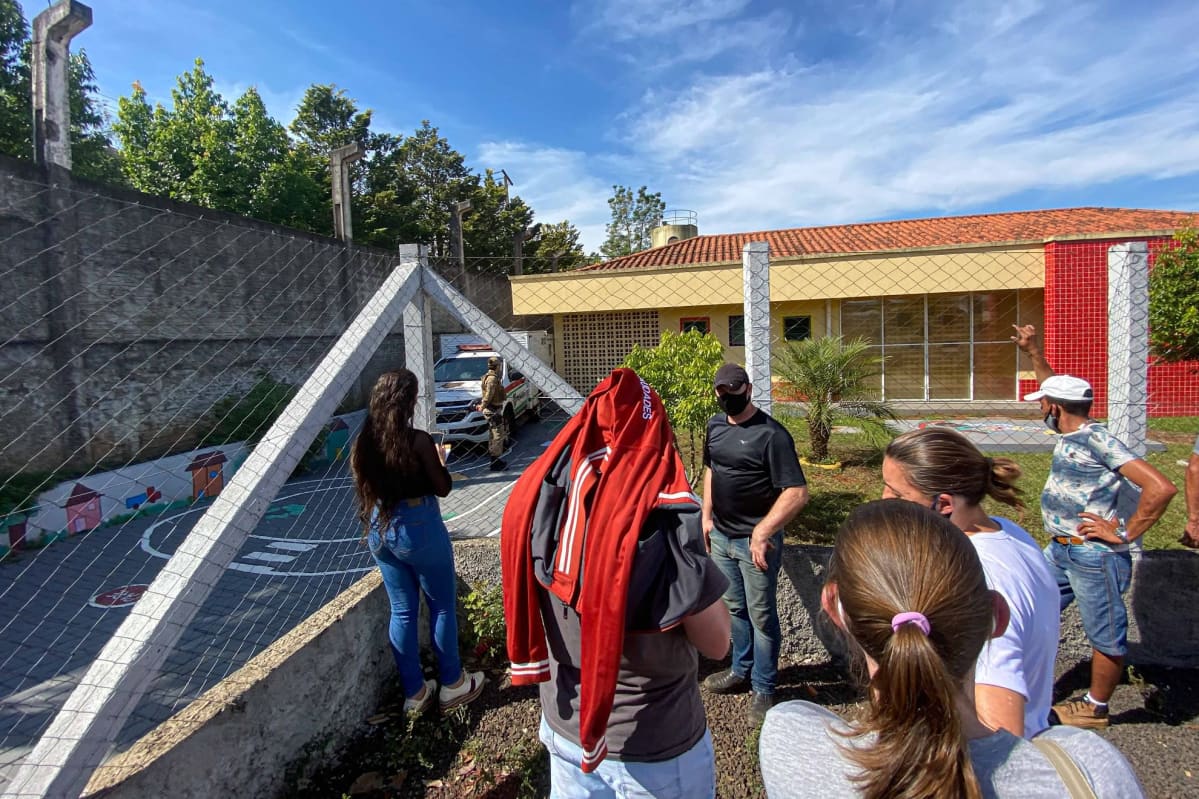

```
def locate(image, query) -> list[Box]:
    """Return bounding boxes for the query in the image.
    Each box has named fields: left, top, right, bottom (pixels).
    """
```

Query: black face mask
left=718, top=391, right=750, bottom=416
left=1044, top=409, right=1061, bottom=433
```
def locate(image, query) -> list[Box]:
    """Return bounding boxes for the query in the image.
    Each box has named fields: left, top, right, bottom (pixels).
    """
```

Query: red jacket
left=501, top=368, right=696, bottom=771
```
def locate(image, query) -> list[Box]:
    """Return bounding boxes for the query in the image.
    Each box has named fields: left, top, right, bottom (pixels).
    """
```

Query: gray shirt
left=759, top=701, right=1145, bottom=798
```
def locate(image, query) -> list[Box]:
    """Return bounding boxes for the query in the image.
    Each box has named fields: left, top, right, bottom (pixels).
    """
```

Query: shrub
left=1149, top=226, right=1199, bottom=363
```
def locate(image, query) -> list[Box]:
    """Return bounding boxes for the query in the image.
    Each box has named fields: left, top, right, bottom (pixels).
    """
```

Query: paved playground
left=0, top=416, right=563, bottom=791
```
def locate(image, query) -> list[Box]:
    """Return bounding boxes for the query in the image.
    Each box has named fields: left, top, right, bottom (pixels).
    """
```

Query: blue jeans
left=538, top=717, right=715, bottom=799
left=368, top=496, right=462, bottom=697
left=709, top=528, right=783, bottom=695
left=1044, top=541, right=1132, bottom=657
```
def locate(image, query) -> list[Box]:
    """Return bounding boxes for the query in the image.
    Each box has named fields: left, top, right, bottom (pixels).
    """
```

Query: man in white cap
left=1012, top=325, right=1176, bottom=729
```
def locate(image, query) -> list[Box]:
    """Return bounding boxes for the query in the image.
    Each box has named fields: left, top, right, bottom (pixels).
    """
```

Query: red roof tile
left=577, top=207, right=1197, bottom=272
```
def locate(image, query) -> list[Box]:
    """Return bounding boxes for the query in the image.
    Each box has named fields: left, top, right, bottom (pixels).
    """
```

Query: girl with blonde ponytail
left=759, top=501, right=1144, bottom=799
left=351, top=369, right=484, bottom=716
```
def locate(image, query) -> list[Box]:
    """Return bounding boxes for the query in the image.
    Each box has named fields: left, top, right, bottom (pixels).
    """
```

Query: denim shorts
left=1044, top=541, right=1132, bottom=657
left=538, top=717, right=715, bottom=799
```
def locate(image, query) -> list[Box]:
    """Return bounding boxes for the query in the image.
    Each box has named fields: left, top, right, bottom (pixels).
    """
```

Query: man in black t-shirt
left=701, top=363, right=808, bottom=724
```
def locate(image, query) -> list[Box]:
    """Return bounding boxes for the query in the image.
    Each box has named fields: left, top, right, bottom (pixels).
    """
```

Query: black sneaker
left=748, top=691, right=774, bottom=725
left=703, top=669, right=749, bottom=694
left=490, top=458, right=508, bottom=471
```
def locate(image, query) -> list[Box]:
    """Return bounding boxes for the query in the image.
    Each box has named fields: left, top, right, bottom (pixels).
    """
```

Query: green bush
left=622, top=330, right=724, bottom=483
left=200, top=374, right=325, bottom=474
left=1149, top=226, right=1199, bottom=363
left=458, top=582, right=506, bottom=667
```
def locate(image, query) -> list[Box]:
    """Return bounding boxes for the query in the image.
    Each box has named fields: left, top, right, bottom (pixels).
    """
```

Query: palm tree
left=773, top=336, right=896, bottom=462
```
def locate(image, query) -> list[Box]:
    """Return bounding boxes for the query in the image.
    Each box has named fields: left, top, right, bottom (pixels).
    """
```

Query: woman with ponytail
left=881, top=427, right=1058, bottom=738
left=759, top=501, right=1143, bottom=798
left=351, top=369, right=483, bottom=716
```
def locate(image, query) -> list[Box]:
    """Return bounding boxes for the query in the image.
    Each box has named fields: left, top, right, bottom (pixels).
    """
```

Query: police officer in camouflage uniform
left=478, top=357, right=508, bottom=471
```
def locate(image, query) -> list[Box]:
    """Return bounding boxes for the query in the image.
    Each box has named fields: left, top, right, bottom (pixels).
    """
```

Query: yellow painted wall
left=510, top=246, right=1045, bottom=315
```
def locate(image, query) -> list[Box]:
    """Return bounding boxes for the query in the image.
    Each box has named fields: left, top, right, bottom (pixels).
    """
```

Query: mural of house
left=3, top=507, right=36, bottom=550
left=186, top=451, right=228, bottom=500
left=510, top=207, right=1199, bottom=415
left=65, top=484, right=102, bottom=533
left=326, top=418, right=350, bottom=462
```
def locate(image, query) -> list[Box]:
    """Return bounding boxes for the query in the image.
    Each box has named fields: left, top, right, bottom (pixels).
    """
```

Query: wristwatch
left=1115, top=521, right=1129, bottom=542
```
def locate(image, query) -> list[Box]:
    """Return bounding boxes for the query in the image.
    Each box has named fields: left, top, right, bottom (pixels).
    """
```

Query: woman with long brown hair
left=883, top=427, right=1058, bottom=738
left=759, top=501, right=1143, bottom=798
left=351, top=369, right=483, bottom=715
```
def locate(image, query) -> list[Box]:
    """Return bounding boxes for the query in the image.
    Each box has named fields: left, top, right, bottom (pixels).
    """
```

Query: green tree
left=1149, top=226, right=1199, bottom=364
left=600, top=184, right=665, bottom=259
left=524, top=220, right=587, bottom=273
left=398, top=119, right=477, bottom=257
left=622, top=329, right=724, bottom=484
left=0, top=0, right=31, bottom=158
left=114, top=59, right=238, bottom=207
left=773, top=335, right=896, bottom=462
left=463, top=168, right=534, bottom=274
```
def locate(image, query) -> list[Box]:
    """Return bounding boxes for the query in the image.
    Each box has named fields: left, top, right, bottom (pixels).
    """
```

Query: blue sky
left=75, top=0, right=1199, bottom=251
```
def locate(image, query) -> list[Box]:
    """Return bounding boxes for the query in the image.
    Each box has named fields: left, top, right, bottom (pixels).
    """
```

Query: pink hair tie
left=891, top=611, right=931, bottom=636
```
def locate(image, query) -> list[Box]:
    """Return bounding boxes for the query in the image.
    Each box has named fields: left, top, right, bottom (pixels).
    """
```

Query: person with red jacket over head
left=502, top=368, right=731, bottom=797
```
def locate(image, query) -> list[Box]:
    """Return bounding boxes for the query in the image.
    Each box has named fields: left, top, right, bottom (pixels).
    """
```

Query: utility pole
left=330, top=142, right=365, bottom=242
left=31, top=0, right=92, bottom=170
left=448, top=199, right=473, bottom=293
left=512, top=223, right=541, bottom=276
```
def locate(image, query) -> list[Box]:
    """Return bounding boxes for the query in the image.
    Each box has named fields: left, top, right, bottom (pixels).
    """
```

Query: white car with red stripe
left=433, top=332, right=551, bottom=445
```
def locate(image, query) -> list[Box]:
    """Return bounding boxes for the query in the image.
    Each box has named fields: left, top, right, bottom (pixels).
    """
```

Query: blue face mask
left=1044, top=409, right=1061, bottom=433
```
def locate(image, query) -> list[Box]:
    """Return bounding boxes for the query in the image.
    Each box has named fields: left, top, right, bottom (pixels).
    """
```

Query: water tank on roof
left=651, top=209, right=699, bottom=248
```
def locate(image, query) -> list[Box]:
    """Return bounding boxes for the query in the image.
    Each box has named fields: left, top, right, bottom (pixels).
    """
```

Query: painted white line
left=241, top=551, right=298, bottom=564
left=486, top=527, right=501, bottom=537
left=268, top=542, right=318, bottom=552
left=443, top=481, right=517, bottom=523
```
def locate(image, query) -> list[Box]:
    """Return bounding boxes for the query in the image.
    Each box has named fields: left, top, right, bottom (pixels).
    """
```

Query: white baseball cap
left=1023, top=375, right=1094, bottom=402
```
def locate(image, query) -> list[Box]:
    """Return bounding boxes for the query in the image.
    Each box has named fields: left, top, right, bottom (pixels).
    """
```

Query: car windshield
left=434, top=356, right=491, bottom=383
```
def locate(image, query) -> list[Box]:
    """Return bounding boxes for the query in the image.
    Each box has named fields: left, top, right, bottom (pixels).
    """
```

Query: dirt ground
left=294, top=653, right=1198, bottom=799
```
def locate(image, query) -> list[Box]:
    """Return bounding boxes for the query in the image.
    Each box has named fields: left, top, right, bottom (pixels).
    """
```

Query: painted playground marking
left=139, top=479, right=373, bottom=578
left=88, top=584, right=148, bottom=609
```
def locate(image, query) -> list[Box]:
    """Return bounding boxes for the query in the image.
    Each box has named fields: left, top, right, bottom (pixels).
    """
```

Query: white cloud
left=576, top=0, right=752, bottom=41
left=475, top=141, right=615, bottom=253
left=610, top=1, right=1199, bottom=234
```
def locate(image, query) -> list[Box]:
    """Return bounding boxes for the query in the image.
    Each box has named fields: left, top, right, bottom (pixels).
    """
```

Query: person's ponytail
left=829, top=501, right=992, bottom=799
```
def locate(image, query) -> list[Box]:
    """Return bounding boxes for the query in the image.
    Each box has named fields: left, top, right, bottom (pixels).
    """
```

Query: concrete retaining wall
left=79, top=539, right=1199, bottom=798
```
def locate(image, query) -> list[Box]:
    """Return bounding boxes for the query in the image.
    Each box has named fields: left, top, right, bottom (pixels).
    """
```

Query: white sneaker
left=439, top=670, right=486, bottom=711
left=403, top=678, right=436, bottom=716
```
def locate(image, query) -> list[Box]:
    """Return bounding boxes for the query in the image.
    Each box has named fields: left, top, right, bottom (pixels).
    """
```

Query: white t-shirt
left=760, top=701, right=1145, bottom=798
left=971, top=517, right=1061, bottom=737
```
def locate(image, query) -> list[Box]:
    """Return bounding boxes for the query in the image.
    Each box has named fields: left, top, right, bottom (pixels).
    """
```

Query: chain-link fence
left=2, top=156, right=1197, bottom=795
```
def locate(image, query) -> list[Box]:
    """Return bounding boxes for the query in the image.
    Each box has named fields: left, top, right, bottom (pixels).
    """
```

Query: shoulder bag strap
left=1032, top=737, right=1098, bottom=799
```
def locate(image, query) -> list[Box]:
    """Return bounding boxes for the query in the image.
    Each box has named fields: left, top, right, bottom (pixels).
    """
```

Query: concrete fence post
left=1107, top=242, right=1150, bottom=454
left=1107, top=241, right=1150, bottom=554
left=330, top=142, right=365, bottom=242
left=31, top=0, right=92, bottom=169
left=743, top=242, right=772, bottom=416
left=400, top=244, right=437, bottom=434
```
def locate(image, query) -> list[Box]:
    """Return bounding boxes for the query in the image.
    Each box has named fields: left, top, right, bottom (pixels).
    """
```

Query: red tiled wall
left=1042, top=238, right=1199, bottom=417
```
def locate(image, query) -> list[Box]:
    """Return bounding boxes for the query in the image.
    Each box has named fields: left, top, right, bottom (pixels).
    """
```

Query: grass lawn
left=693, top=414, right=1198, bottom=551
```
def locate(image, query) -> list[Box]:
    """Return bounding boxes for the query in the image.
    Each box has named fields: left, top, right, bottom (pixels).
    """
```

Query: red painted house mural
left=65, top=483, right=102, bottom=534
left=186, top=451, right=228, bottom=500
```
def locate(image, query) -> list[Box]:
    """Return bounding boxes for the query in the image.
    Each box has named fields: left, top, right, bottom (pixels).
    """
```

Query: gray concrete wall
left=81, top=571, right=393, bottom=799
left=0, top=157, right=409, bottom=474
left=77, top=539, right=1198, bottom=798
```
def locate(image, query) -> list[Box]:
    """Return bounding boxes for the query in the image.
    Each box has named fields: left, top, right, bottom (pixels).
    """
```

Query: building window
left=782, top=315, right=811, bottom=341
left=728, top=315, right=745, bottom=347
left=838, top=289, right=1043, bottom=401
left=680, top=317, right=710, bottom=334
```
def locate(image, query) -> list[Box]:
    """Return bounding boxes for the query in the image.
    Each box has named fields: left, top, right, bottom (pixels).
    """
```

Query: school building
left=509, top=207, right=1199, bottom=415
